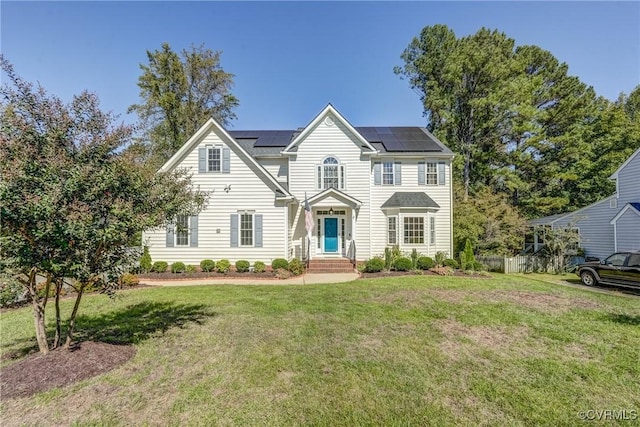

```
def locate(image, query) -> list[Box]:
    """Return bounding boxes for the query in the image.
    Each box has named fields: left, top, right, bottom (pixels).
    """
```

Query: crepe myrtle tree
left=0, top=56, right=207, bottom=353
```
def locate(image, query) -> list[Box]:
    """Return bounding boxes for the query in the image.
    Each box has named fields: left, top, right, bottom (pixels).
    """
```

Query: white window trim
left=382, top=161, right=395, bottom=185
left=207, top=145, right=222, bottom=173
left=316, top=156, right=345, bottom=190
left=429, top=216, right=436, bottom=245
left=403, top=215, right=425, bottom=245
left=387, top=216, right=398, bottom=245
left=239, top=211, right=255, bottom=247
left=175, top=215, right=190, bottom=247
left=426, top=162, right=438, bottom=185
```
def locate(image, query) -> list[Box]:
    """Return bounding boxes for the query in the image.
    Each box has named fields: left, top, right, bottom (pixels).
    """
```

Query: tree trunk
left=53, top=277, right=63, bottom=349
left=64, top=282, right=85, bottom=349
left=25, top=268, right=49, bottom=354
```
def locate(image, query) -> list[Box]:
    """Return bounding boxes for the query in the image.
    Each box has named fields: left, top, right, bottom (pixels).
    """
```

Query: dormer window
left=317, top=156, right=345, bottom=190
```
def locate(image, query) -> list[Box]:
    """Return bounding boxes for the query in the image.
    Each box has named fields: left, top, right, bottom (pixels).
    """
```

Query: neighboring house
left=527, top=148, right=640, bottom=260
left=143, top=104, right=454, bottom=265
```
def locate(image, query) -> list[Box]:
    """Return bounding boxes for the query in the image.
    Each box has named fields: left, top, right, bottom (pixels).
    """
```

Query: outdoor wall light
left=329, top=207, right=334, bottom=215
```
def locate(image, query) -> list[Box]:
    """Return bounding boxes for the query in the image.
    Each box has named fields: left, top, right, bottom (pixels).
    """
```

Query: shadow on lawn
left=3, top=302, right=215, bottom=360
left=73, top=301, right=215, bottom=345
left=603, top=313, right=640, bottom=326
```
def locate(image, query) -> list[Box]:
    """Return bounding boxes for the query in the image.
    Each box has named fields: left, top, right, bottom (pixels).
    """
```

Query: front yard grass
left=2, top=274, right=639, bottom=426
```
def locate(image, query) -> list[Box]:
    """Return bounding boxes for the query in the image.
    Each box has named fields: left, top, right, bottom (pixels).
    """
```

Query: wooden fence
left=476, top=255, right=565, bottom=274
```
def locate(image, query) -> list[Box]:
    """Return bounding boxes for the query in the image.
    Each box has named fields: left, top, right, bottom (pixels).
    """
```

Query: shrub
left=410, top=248, right=419, bottom=269
left=430, top=266, right=454, bottom=276
left=272, top=258, right=289, bottom=270
left=236, top=260, right=250, bottom=273
left=393, top=257, right=412, bottom=271
left=120, top=273, right=140, bottom=287
left=275, top=268, right=291, bottom=280
left=216, top=259, right=231, bottom=274
left=200, top=259, right=215, bottom=272
left=435, top=251, right=447, bottom=267
left=417, top=256, right=435, bottom=270
left=365, top=257, right=385, bottom=273
left=171, top=262, right=186, bottom=273
left=140, top=246, right=152, bottom=273
left=460, top=239, right=477, bottom=271
left=0, top=275, right=26, bottom=308
left=151, top=261, right=168, bottom=273
left=253, top=261, right=266, bottom=273
left=185, top=264, right=197, bottom=273
left=443, top=258, right=459, bottom=269
left=471, top=261, right=485, bottom=271
left=288, top=258, right=305, bottom=276
left=384, top=245, right=401, bottom=270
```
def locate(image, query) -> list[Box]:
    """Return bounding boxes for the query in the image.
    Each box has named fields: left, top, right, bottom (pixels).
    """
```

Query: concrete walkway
left=140, top=272, right=360, bottom=287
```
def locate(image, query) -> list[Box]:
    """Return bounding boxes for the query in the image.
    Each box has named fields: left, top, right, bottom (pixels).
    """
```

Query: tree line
left=395, top=25, right=640, bottom=255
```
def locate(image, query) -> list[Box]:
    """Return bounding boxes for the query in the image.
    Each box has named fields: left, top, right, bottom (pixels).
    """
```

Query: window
left=240, top=213, right=253, bottom=246
left=387, top=217, right=397, bottom=245
left=317, top=156, right=345, bottom=189
left=317, top=218, right=321, bottom=248
left=176, top=215, right=189, bottom=246
left=208, top=147, right=221, bottom=172
left=430, top=216, right=436, bottom=245
left=404, top=217, right=424, bottom=244
left=383, top=162, right=394, bottom=185
left=426, top=162, right=438, bottom=185
left=606, top=253, right=627, bottom=267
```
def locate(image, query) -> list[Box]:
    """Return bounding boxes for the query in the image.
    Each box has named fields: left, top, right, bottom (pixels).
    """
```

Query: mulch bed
left=0, top=341, right=135, bottom=400
left=138, top=271, right=277, bottom=280
left=360, top=270, right=489, bottom=279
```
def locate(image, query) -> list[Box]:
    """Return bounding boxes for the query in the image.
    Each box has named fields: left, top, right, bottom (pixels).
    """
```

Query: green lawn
left=2, top=275, right=639, bottom=426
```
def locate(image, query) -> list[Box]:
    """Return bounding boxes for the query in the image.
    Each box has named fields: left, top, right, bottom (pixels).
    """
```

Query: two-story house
left=143, top=105, right=454, bottom=266
left=528, top=148, right=640, bottom=260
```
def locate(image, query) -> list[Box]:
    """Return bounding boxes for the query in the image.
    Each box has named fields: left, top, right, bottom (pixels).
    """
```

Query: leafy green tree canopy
left=1, top=56, right=208, bottom=353
left=129, top=43, right=239, bottom=165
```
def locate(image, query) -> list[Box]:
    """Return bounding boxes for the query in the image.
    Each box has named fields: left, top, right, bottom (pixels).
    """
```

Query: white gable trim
left=307, top=187, right=362, bottom=208
left=281, top=104, right=377, bottom=155
left=610, top=203, right=640, bottom=225
left=609, top=148, right=640, bottom=180
left=158, top=118, right=292, bottom=199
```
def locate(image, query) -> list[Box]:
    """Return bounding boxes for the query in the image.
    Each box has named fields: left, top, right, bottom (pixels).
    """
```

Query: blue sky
left=2, top=1, right=639, bottom=130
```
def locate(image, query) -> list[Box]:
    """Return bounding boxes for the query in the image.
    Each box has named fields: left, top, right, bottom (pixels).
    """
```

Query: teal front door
left=324, top=218, right=338, bottom=252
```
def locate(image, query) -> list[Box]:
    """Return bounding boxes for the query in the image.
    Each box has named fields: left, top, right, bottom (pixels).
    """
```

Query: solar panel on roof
left=232, top=130, right=294, bottom=147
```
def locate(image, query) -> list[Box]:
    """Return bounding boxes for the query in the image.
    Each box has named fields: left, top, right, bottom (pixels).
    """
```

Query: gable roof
left=307, top=187, right=362, bottom=208
left=381, top=192, right=440, bottom=209
left=610, top=202, right=640, bottom=224
left=528, top=194, right=617, bottom=226
left=609, top=148, right=640, bottom=180
left=158, top=118, right=292, bottom=199
left=281, top=104, right=378, bottom=155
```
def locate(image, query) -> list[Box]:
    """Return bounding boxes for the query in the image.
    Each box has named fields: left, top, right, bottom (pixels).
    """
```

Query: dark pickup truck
left=577, top=251, right=640, bottom=290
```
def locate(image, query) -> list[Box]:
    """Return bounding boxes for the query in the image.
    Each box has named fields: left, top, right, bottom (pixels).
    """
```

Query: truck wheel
left=580, top=271, right=596, bottom=287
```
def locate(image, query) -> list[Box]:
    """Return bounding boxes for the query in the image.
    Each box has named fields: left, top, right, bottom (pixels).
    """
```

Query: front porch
left=289, top=188, right=361, bottom=262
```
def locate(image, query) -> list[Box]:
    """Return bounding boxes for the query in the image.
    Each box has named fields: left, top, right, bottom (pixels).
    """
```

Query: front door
left=324, top=217, right=338, bottom=253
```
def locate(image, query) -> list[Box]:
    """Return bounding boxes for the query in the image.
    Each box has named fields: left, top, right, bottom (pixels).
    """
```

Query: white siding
left=287, top=114, right=372, bottom=259
left=615, top=208, right=640, bottom=252
left=370, top=158, right=453, bottom=258
left=552, top=197, right=616, bottom=260
left=143, top=129, right=287, bottom=265
left=257, top=158, right=288, bottom=184
left=617, top=151, right=640, bottom=202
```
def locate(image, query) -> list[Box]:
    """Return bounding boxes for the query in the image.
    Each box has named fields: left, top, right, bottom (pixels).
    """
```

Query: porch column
left=351, top=209, right=357, bottom=260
